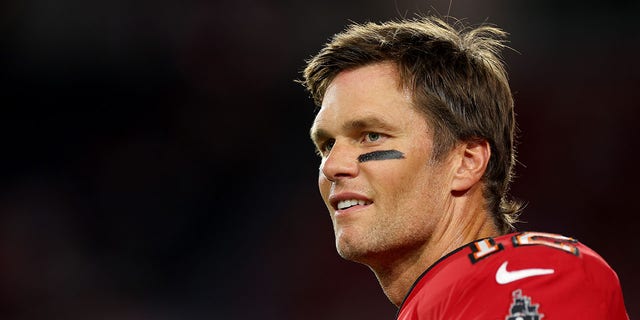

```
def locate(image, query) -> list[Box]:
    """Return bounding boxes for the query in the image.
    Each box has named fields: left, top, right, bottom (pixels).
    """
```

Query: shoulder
left=397, top=231, right=628, bottom=320
left=477, top=232, right=621, bottom=292
left=476, top=232, right=612, bottom=273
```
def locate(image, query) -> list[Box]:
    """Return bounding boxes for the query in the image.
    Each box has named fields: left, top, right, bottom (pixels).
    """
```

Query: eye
left=364, top=132, right=385, bottom=143
left=316, top=139, right=335, bottom=156
left=365, top=132, right=380, bottom=142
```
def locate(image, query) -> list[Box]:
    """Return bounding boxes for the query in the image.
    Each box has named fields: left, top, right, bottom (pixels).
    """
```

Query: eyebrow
left=344, top=116, right=396, bottom=132
left=310, top=116, right=397, bottom=144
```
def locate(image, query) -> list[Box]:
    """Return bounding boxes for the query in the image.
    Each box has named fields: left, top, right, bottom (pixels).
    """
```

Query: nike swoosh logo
left=495, top=261, right=554, bottom=284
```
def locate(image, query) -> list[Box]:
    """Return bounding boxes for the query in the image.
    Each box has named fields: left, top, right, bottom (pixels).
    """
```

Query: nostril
left=321, top=171, right=336, bottom=182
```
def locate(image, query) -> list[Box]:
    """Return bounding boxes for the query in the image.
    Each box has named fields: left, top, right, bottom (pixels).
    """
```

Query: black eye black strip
left=357, top=150, right=405, bottom=162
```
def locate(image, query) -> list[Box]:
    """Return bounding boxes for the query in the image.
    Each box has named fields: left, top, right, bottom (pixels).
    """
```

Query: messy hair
left=301, top=17, right=522, bottom=233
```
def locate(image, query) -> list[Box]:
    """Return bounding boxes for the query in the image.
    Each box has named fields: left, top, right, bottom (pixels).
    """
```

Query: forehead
left=311, top=62, right=421, bottom=137
left=324, top=62, right=405, bottom=106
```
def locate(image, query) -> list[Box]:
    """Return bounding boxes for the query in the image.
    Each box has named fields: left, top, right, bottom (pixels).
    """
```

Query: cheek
left=318, top=174, right=331, bottom=202
left=372, top=156, right=424, bottom=183
left=376, top=156, right=441, bottom=206
left=365, top=164, right=414, bottom=205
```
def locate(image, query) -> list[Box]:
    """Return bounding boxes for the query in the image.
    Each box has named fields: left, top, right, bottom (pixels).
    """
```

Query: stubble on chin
left=334, top=228, right=369, bottom=262
left=334, top=228, right=388, bottom=265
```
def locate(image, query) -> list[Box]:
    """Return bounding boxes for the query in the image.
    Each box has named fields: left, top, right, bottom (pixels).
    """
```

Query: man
left=301, top=17, right=629, bottom=319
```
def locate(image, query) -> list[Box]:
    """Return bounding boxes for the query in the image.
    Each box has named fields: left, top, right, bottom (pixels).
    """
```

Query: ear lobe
left=451, top=140, right=491, bottom=192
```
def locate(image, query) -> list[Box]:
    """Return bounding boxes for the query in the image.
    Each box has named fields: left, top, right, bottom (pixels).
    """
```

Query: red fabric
left=397, top=232, right=629, bottom=320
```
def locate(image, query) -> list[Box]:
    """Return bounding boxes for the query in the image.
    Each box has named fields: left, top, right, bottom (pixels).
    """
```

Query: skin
left=310, top=62, right=499, bottom=306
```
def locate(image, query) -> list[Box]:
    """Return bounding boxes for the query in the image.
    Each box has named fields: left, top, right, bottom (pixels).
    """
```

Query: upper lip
left=329, top=192, right=372, bottom=210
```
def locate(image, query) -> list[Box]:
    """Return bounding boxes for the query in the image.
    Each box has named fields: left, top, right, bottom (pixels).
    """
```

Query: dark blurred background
left=1, top=0, right=638, bottom=319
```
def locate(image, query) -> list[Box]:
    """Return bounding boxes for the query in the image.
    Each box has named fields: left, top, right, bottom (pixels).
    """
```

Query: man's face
left=310, top=62, right=455, bottom=267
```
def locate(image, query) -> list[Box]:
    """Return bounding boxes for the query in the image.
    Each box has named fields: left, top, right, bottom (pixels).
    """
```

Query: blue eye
left=366, top=132, right=381, bottom=142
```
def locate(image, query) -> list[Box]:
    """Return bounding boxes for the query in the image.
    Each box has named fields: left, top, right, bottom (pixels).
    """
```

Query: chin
left=335, top=240, right=379, bottom=265
left=337, top=249, right=369, bottom=265
left=336, top=239, right=363, bottom=260
left=335, top=229, right=383, bottom=262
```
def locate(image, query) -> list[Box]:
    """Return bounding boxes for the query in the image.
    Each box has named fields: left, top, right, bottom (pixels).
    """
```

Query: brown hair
left=301, top=17, right=522, bottom=233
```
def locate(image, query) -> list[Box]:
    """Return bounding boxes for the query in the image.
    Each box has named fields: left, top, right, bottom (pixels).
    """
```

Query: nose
left=320, top=142, right=359, bottom=182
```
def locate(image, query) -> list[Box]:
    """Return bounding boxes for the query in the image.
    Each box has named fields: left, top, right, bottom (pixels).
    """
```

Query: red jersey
left=397, top=232, right=629, bottom=319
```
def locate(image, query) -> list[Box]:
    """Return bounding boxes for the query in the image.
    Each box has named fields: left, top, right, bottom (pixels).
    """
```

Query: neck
left=370, top=190, right=500, bottom=306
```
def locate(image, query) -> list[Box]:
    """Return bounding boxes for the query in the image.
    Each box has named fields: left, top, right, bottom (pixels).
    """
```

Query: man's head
left=303, top=17, right=522, bottom=234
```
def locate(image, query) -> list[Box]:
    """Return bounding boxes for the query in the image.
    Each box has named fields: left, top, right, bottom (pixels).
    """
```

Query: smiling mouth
left=337, top=199, right=373, bottom=210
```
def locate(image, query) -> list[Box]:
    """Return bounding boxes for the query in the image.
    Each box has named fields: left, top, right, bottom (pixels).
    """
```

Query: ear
left=451, top=140, right=491, bottom=192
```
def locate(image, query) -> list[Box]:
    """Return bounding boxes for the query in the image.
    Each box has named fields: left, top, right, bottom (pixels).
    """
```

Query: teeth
left=337, top=199, right=370, bottom=210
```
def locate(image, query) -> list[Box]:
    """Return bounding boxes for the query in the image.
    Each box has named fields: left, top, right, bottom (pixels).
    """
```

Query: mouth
left=329, top=192, right=373, bottom=212
left=336, top=199, right=373, bottom=210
